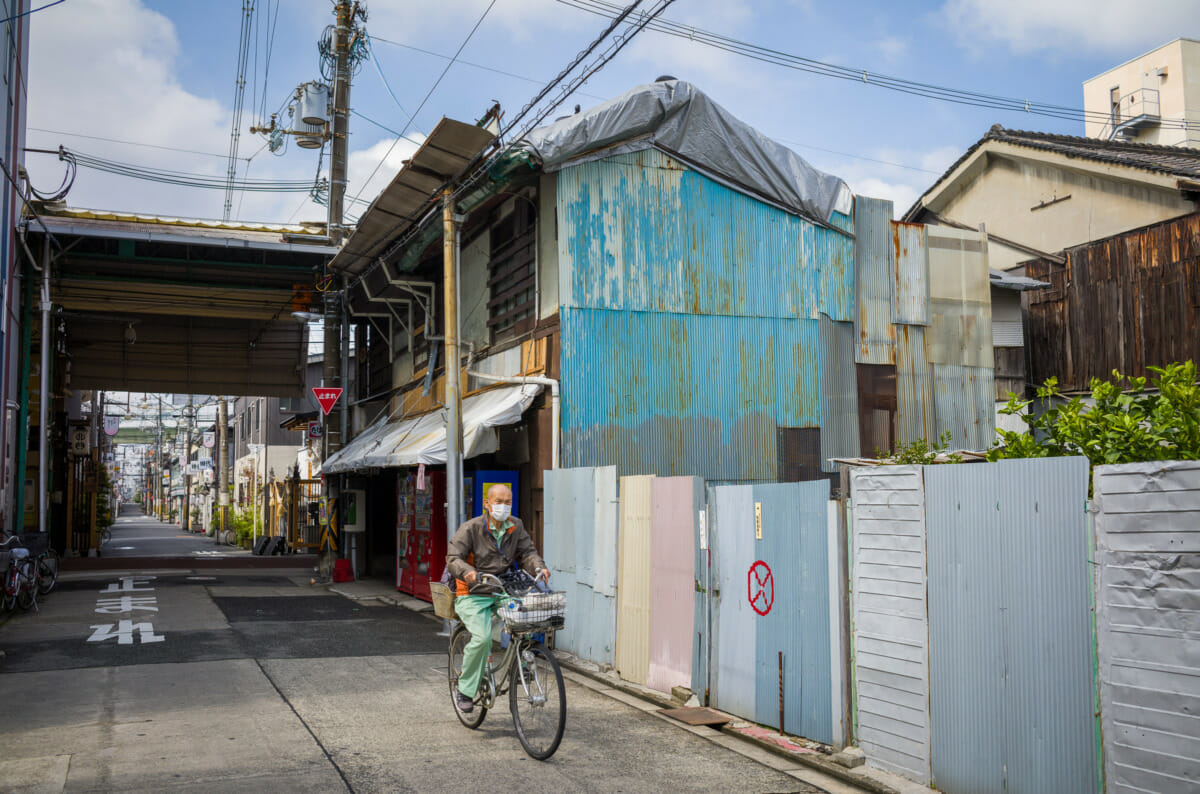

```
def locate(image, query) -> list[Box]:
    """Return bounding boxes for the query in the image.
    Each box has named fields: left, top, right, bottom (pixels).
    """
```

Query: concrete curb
left=556, top=657, right=902, bottom=794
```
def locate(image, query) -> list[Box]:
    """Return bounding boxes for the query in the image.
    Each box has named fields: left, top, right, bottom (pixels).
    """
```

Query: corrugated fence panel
left=1094, top=460, right=1200, bottom=794
left=544, top=466, right=618, bottom=665
left=854, top=196, right=896, bottom=365
left=931, top=363, right=994, bottom=450
left=710, top=483, right=757, bottom=720
left=560, top=307, right=820, bottom=480
left=820, top=314, right=860, bottom=472
left=557, top=149, right=852, bottom=320
left=895, top=325, right=934, bottom=446
left=616, top=475, right=654, bottom=685
left=891, top=221, right=929, bottom=326
left=925, top=225, right=993, bottom=370
left=648, top=476, right=701, bottom=694
left=925, top=457, right=1095, bottom=794
left=752, top=480, right=833, bottom=741
left=849, top=466, right=931, bottom=784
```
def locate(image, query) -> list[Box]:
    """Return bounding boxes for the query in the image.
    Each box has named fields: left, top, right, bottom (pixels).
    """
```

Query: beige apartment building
left=1083, top=38, right=1200, bottom=147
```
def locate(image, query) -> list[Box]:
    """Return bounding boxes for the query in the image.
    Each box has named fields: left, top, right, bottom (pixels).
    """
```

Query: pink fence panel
left=647, top=476, right=701, bottom=694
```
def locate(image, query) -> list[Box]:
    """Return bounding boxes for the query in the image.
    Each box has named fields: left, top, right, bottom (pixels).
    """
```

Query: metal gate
left=924, top=457, right=1096, bottom=794
left=709, top=479, right=833, bottom=742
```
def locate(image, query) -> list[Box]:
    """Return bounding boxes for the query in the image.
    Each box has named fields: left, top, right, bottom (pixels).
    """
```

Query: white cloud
left=941, top=0, right=1199, bottom=55
left=26, top=0, right=239, bottom=219
left=363, top=0, right=585, bottom=45
left=830, top=145, right=961, bottom=218
left=344, top=134, right=426, bottom=214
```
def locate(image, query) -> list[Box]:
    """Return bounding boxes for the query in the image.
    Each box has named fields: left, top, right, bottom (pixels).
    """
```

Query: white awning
left=323, top=384, right=542, bottom=474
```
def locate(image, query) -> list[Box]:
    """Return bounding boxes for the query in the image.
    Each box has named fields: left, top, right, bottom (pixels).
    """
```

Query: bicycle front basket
left=497, top=590, right=566, bottom=632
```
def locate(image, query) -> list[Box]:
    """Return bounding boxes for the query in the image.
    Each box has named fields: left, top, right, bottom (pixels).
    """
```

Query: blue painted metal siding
left=560, top=308, right=821, bottom=480
left=543, top=466, right=619, bottom=664
left=707, top=480, right=833, bottom=742
left=925, top=457, right=1096, bottom=794
left=556, top=149, right=854, bottom=322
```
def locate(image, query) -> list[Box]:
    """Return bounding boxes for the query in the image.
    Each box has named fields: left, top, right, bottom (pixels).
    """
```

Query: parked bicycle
left=435, top=570, right=567, bottom=760
left=1, top=535, right=37, bottom=611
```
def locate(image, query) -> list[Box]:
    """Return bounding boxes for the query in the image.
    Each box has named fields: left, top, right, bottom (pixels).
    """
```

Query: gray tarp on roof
left=518, top=79, right=852, bottom=223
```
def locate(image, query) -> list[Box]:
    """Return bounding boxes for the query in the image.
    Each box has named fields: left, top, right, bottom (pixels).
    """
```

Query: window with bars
left=486, top=198, right=537, bottom=341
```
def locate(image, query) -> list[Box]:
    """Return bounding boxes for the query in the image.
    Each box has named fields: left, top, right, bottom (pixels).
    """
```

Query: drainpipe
left=38, top=236, right=49, bottom=536
left=464, top=370, right=559, bottom=470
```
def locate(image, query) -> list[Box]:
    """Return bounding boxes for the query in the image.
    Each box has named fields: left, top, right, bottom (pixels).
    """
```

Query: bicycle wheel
left=16, top=560, right=35, bottom=610
left=448, top=626, right=487, bottom=729
left=36, top=550, right=59, bottom=595
left=1, top=566, right=15, bottom=611
left=101, top=528, right=112, bottom=546
left=509, top=640, right=566, bottom=760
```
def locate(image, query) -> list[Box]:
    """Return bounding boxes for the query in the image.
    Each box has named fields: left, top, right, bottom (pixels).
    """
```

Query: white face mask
left=489, top=503, right=512, bottom=522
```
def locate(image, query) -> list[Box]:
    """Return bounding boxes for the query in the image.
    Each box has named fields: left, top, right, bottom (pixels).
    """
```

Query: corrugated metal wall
left=648, top=476, right=702, bottom=694
left=560, top=308, right=822, bottom=479
left=855, top=197, right=897, bottom=365
left=616, top=474, right=654, bottom=684
left=924, top=457, right=1096, bottom=794
left=557, top=149, right=854, bottom=321
left=1094, top=460, right=1200, bottom=794
left=708, top=480, right=833, bottom=742
left=543, top=466, right=619, bottom=664
left=892, top=222, right=929, bottom=325
left=820, top=314, right=860, bottom=473
left=556, top=149, right=859, bottom=480
left=849, top=466, right=931, bottom=784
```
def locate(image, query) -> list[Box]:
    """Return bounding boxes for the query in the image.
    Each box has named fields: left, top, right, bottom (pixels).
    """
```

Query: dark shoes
left=456, top=691, right=475, bottom=713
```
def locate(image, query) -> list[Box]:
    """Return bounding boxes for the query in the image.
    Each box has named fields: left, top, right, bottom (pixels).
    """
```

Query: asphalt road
left=103, top=505, right=252, bottom=559
left=0, top=569, right=836, bottom=793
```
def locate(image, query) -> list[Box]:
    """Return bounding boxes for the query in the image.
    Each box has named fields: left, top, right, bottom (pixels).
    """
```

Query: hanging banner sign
left=104, top=416, right=120, bottom=436
left=202, top=431, right=215, bottom=448
left=313, top=387, right=343, bottom=416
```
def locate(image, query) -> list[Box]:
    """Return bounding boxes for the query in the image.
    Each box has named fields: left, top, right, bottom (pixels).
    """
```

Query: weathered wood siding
left=1025, top=212, right=1200, bottom=390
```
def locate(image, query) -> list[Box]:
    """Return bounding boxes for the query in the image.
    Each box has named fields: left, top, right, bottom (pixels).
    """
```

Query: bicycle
left=439, top=571, right=567, bottom=760
left=20, top=533, right=59, bottom=596
left=1, top=535, right=37, bottom=611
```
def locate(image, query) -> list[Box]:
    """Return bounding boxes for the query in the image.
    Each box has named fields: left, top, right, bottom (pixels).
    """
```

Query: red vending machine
left=396, top=469, right=447, bottom=602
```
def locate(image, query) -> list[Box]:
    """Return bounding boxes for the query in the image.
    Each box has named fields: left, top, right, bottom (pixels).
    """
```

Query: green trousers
left=455, top=594, right=500, bottom=699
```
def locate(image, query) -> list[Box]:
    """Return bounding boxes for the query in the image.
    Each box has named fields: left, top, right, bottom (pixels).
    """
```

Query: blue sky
left=23, top=0, right=1200, bottom=224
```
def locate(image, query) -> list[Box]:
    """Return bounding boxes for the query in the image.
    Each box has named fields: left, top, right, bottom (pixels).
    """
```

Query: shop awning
left=323, top=384, right=541, bottom=474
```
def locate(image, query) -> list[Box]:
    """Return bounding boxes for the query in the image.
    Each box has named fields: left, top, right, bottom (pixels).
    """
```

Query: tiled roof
left=906, top=125, right=1200, bottom=219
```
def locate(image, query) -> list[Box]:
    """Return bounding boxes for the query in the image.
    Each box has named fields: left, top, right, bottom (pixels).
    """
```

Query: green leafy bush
left=877, top=430, right=964, bottom=465
left=989, top=361, right=1200, bottom=466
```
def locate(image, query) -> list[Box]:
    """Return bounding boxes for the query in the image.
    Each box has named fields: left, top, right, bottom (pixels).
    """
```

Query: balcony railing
left=1098, top=87, right=1161, bottom=141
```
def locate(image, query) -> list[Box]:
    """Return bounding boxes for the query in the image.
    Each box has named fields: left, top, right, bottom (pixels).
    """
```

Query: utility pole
left=443, top=190, right=464, bottom=534
left=320, top=0, right=357, bottom=574
left=218, top=397, right=229, bottom=543
left=182, top=394, right=193, bottom=532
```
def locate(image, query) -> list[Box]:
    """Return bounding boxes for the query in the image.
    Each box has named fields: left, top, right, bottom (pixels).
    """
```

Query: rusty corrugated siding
left=819, top=314, right=860, bottom=471
left=854, top=196, right=897, bottom=364
left=891, top=221, right=929, bottom=325
left=895, top=324, right=935, bottom=444
left=556, top=149, right=854, bottom=321
left=1026, top=212, right=1200, bottom=391
left=931, top=363, right=994, bottom=449
left=560, top=308, right=821, bottom=480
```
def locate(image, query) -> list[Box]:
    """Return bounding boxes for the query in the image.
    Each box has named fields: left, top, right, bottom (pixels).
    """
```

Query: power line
left=347, top=0, right=498, bottom=209
left=44, top=148, right=317, bottom=192
left=0, top=0, right=66, bottom=26
left=224, top=1, right=256, bottom=219
left=557, top=0, right=1193, bottom=131
left=369, top=35, right=607, bottom=102
left=27, top=127, right=240, bottom=161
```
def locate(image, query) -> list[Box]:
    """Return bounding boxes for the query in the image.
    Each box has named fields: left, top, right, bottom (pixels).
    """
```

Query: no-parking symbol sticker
left=748, top=560, right=774, bottom=616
